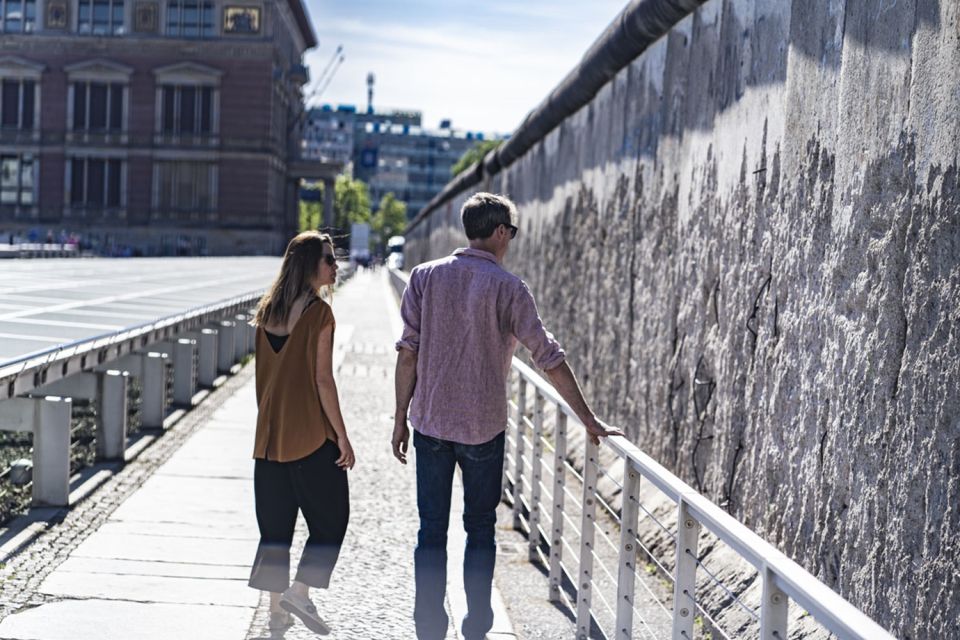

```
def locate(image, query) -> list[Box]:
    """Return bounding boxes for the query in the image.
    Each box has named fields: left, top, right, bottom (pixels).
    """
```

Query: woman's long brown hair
left=253, top=231, right=333, bottom=328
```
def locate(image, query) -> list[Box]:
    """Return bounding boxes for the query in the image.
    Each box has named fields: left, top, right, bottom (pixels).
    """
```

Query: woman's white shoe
left=280, top=590, right=331, bottom=635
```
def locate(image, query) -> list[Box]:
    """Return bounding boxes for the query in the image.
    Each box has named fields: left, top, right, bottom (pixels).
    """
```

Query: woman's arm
left=315, top=323, right=354, bottom=469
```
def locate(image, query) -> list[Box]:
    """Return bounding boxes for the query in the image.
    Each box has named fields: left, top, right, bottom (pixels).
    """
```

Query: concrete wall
left=405, top=0, right=960, bottom=636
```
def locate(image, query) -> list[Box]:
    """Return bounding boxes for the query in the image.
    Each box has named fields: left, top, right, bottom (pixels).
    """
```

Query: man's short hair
left=460, top=192, right=517, bottom=240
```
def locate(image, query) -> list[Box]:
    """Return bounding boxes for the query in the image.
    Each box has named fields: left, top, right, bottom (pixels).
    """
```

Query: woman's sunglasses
left=321, top=253, right=337, bottom=266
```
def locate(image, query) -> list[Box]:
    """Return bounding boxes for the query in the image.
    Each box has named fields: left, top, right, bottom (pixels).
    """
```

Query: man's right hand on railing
left=583, top=416, right=625, bottom=446
left=544, top=361, right=624, bottom=445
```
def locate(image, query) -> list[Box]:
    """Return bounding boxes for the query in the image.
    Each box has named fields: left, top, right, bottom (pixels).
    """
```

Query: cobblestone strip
left=0, top=364, right=256, bottom=621
left=245, top=271, right=456, bottom=640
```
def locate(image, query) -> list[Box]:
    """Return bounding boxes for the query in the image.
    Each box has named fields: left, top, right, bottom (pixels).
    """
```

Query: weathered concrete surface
left=405, top=0, right=960, bottom=637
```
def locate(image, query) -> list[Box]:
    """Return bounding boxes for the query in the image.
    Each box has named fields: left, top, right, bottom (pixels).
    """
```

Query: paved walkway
left=0, top=270, right=535, bottom=639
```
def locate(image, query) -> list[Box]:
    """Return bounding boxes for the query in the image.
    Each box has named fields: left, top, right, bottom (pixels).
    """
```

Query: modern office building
left=302, top=104, right=500, bottom=217
left=0, top=0, right=337, bottom=255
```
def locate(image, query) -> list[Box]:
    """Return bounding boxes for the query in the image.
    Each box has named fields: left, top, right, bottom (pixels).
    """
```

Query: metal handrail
left=505, top=357, right=895, bottom=640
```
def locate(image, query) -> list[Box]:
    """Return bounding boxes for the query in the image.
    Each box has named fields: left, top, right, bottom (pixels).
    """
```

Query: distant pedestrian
left=249, top=230, right=355, bottom=634
left=392, top=192, right=623, bottom=640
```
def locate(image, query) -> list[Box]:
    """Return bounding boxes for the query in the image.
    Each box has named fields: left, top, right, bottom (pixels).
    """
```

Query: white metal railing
left=503, top=358, right=896, bottom=640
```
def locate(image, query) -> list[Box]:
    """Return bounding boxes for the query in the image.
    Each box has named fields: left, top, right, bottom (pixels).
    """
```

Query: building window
left=72, top=82, right=124, bottom=131
left=0, top=154, right=34, bottom=205
left=70, top=157, right=124, bottom=208
left=156, top=161, right=215, bottom=211
left=166, top=0, right=215, bottom=37
left=0, top=79, right=35, bottom=129
left=161, top=85, right=213, bottom=134
left=1, top=0, right=37, bottom=32
left=77, top=0, right=124, bottom=34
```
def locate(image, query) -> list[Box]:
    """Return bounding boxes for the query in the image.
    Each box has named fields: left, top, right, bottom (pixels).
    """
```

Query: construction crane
left=304, top=44, right=345, bottom=108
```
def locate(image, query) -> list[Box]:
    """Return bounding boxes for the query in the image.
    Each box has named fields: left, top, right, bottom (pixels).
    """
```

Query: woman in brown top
left=247, top=230, right=354, bottom=634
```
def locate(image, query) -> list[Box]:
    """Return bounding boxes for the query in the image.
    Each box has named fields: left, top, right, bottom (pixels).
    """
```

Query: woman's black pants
left=248, top=440, right=349, bottom=593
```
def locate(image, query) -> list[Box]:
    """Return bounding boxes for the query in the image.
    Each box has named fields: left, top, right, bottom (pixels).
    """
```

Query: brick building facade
left=0, top=0, right=336, bottom=255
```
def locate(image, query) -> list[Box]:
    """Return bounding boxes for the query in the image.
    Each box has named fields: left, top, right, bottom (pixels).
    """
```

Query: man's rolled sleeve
left=395, top=272, right=422, bottom=353
left=510, top=282, right=566, bottom=370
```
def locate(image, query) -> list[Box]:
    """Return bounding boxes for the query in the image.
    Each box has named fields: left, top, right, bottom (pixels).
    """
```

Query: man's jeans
left=413, top=430, right=505, bottom=640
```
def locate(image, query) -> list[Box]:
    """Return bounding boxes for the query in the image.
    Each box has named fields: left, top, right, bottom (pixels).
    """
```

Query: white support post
left=548, top=409, right=568, bottom=603
left=233, top=314, right=250, bottom=361
left=195, top=327, right=218, bottom=387
left=616, top=460, right=641, bottom=639
left=96, top=370, right=128, bottom=461
left=760, top=567, right=788, bottom=639
left=217, top=320, right=236, bottom=374
left=512, top=377, right=527, bottom=530
left=672, top=499, right=701, bottom=639
left=171, top=338, right=196, bottom=407
left=32, top=396, right=72, bottom=507
left=528, top=391, right=545, bottom=561
left=140, top=351, right=167, bottom=429
left=576, top=437, right=599, bottom=640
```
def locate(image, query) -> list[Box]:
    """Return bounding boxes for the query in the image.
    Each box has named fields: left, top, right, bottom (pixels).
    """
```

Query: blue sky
left=300, top=0, right=628, bottom=135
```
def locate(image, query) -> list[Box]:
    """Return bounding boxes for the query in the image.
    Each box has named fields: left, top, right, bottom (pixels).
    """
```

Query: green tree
left=371, top=193, right=407, bottom=253
left=298, top=182, right=323, bottom=231
left=334, top=175, right=372, bottom=231
left=451, top=139, right=502, bottom=177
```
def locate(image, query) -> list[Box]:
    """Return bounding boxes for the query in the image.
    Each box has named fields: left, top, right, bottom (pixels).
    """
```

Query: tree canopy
left=371, top=193, right=407, bottom=251
left=334, top=175, right=372, bottom=230
left=451, top=139, right=502, bottom=177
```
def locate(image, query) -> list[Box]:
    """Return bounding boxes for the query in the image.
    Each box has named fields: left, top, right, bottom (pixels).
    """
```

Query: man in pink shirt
left=392, top=192, right=622, bottom=640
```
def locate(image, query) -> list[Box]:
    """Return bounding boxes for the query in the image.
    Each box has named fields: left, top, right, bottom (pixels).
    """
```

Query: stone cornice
left=0, top=33, right=275, bottom=59
left=0, top=56, right=46, bottom=78
left=64, top=58, right=135, bottom=81
left=153, top=61, right=224, bottom=85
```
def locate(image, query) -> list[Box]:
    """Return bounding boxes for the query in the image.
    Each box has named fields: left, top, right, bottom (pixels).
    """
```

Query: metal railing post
left=171, top=338, right=196, bottom=407
left=548, top=410, right=568, bottom=603
left=512, top=377, right=527, bottom=530
left=33, top=395, right=72, bottom=507
left=672, top=498, right=700, bottom=639
left=761, top=567, right=788, bottom=639
left=616, top=459, right=641, bottom=639
left=234, top=314, right=250, bottom=361
left=528, top=391, right=545, bottom=560
left=216, top=320, right=236, bottom=374
left=196, top=327, right=218, bottom=387
left=576, top=437, right=599, bottom=639
left=140, top=351, right=167, bottom=429
left=96, top=369, right=128, bottom=461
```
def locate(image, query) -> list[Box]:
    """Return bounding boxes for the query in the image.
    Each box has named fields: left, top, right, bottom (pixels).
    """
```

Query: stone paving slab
left=0, top=599, right=252, bottom=640
left=106, top=475, right=254, bottom=527
left=88, top=520, right=260, bottom=541
left=53, top=556, right=253, bottom=579
left=38, top=571, right=257, bottom=607
left=68, top=530, right=255, bottom=566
